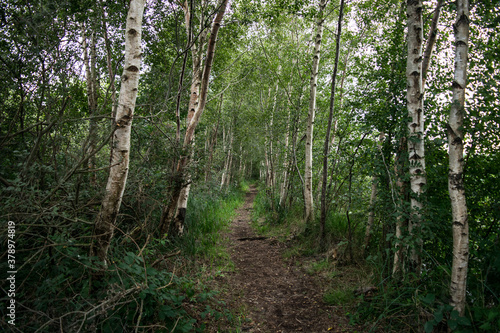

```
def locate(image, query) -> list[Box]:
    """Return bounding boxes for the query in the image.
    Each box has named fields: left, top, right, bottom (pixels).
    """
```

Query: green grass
left=323, top=288, right=356, bottom=306
left=183, top=185, right=245, bottom=263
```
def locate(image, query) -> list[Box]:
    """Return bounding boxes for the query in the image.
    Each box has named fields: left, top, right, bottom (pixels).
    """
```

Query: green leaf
left=424, top=321, right=435, bottom=333
left=457, top=316, right=471, bottom=326
left=479, top=322, right=491, bottom=330
left=421, top=293, right=435, bottom=305
left=434, top=310, right=443, bottom=323
left=448, top=319, right=458, bottom=330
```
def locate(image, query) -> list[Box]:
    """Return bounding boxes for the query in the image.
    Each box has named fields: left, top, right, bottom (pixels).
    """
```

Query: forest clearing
left=1, top=0, right=499, bottom=332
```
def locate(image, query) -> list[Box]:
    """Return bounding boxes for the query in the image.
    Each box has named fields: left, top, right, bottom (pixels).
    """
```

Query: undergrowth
left=0, top=182, right=246, bottom=332
left=250, top=182, right=372, bottom=328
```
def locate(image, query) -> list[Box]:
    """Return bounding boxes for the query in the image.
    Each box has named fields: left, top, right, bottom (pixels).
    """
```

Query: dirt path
left=221, top=186, right=348, bottom=332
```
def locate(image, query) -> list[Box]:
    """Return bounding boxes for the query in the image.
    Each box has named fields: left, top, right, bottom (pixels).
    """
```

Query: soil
left=217, top=186, right=353, bottom=332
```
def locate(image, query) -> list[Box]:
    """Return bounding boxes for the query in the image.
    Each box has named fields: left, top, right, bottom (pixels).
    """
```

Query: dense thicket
left=0, top=0, right=499, bottom=332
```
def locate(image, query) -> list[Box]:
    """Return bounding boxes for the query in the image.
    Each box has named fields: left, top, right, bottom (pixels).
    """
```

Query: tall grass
left=182, top=183, right=245, bottom=261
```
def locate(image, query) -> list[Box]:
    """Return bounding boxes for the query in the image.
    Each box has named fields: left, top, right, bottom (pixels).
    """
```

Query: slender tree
left=405, top=0, right=425, bottom=274
left=448, top=0, right=470, bottom=316
left=160, top=0, right=230, bottom=236
left=393, top=0, right=442, bottom=276
left=82, top=26, right=99, bottom=185
left=304, top=0, right=327, bottom=225
left=422, top=0, right=443, bottom=89
left=320, top=0, right=345, bottom=245
left=91, top=0, right=145, bottom=265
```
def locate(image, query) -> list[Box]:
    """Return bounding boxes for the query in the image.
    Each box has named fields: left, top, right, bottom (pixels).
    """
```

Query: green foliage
left=182, top=183, right=244, bottom=260
left=324, top=288, right=356, bottom=306
left=0, top=182, right=243, bottom=331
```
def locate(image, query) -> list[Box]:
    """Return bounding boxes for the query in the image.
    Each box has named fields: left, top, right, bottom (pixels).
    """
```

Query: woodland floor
left=214, top=186, right=360, bottom=332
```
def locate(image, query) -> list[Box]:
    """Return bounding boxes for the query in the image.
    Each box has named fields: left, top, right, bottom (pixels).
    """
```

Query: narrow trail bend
left=220, top=186, right=348, bottom=332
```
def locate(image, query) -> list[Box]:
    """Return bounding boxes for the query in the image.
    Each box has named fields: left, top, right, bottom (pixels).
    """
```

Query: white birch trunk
left=304, top=0, right=326, bottom=224
left=449, top=0, right=470, bottom=316
left=91, top=0, right=145, bottom=265
left=82, top=28, right=98, bottom=184
left=279, top=107, right=291, bottom=207
left=238, top=143, right=243, bottom=175
left=227, top=149, right=233, bottom=185
left=163, top=0, right=229, bottom=236
left=364, top=176, right=377, bottom=255
left=221, top=125, right=233, bottom=189
left=393, top=136, right=407, bottom=276
left=406, top=0, right=425, bottom=274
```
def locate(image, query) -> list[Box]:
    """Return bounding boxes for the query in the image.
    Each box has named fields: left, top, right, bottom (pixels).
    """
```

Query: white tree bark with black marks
left=363, top=176, right=377, bottom=256
left=406, top=0, right=425, bottom=274
left=221, top=124, right=233, bottom=189
left=172, top=0, right=208, bottom=230
left=320, top=0, right=344, bottom=244
left=393, top=0, right=442, bottom=276
left=449, top=0, right=470, bottom=316
left=82, top=27, right=99, bottom=184
left=160, top=0, right=230, bottom=236
left=279, top=106, right=291, bottom=208
left=304, top=0, right=326, bottom=224
left=91, top=0, right=145, bottom=265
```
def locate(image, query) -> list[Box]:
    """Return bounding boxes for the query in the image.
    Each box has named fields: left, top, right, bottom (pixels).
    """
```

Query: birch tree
left=304, top=0, right=327, bottom=224
left=320, top=0, right=345, bottom=244
left=171, top=0, right=208, bottom=235
left=160, top=0, right=230, bottom=236
left=448, top=0, right=470, bottom=316
left=392, top=0, right=442, bottom=276
left=405, top=0, right=425, bottom=274
left=91, top=0, right=145, bottom=265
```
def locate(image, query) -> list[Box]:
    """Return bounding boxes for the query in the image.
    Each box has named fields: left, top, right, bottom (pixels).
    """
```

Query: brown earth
left=217, top=186, right=354, bottom=333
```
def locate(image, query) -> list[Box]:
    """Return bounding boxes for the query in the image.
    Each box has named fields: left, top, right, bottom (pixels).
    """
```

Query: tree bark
left=320, top=0, right=345, bottom=245
left=304, top=0, right=327, bottom=225
left=102, top=9, right=118, bottom=123
left=221, top=123, right=234, bottom=189
left=183, top=0, right=229, bottom=147
left=160, top=0, right=229, bottom=236
left=176, top=0, right=193, bottom=144
left=82, top=26, right=99, bottom=185
left=422, top=0, right=443, bottom=88
left=406, top=0, right=425, bottom=275
left=448, top=0, right=470, bottom=316
left=91, top=0, right=145, bottom=266
left=393, top=136, right=408, bottom=276
left=363, top=176, right=377, bottom=256
left=205, top=93, right=223, bottom=182
left=279, top=106, right=291, bottom=208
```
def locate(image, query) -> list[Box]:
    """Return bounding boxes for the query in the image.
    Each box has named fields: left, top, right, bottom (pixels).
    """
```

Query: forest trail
left=220, top=186, right=350, bottom=332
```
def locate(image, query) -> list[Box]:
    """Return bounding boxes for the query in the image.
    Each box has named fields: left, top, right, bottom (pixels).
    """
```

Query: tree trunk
left=422, top=0, right=443, bottom=88
left=304, top=0, right=326, bottom=225
left=160, top=0, right=229, bottom=236
left=221, top=124, right=233, bottom=189
left=448, top=0, right=470, bottom=316
left=320, top=0, right=345, bottom=246
left=102, top=10, right=118, bottom=123
left=406, top=0, right=425, bottom=275
left=279, top=106, right=291, bottom=208
left=91, top=0, right=145, bottom=266
left=363, top=176, right=377, bottom=256
left=82, top=27, right=98, bottom=185
left=393, top=137, right=408, bottom=276
left=205, top=93, right=222, bottom=182
left=176, top=0, right=193, bottom=144
left=183, top=0, right=229, bottom=147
